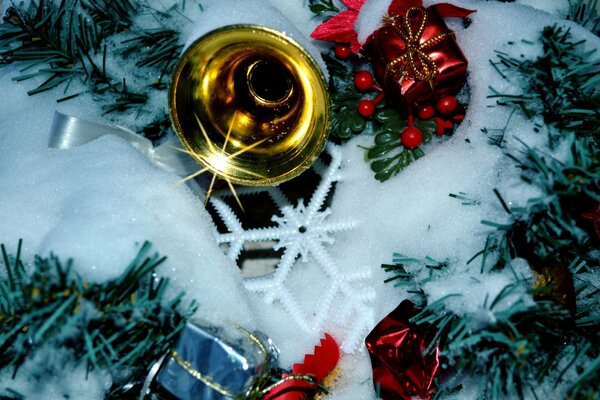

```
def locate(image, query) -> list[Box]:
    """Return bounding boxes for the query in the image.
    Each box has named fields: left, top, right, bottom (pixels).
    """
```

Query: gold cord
left=383, top=7, right=454, bottom=85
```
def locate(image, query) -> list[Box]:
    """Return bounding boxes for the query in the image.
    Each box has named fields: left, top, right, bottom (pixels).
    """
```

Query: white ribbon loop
left=49, top=111, right=198, bottom=177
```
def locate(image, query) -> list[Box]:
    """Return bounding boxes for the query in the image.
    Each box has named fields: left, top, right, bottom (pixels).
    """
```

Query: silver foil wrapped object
left=156, top=320, right=278, bottom=399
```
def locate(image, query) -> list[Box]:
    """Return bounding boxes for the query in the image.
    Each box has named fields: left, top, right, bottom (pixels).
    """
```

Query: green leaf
left=382, top=117, right=406, bottom=132
left=374, top=168, right=396, bottom=182
left=367, top=142, right=401, bottom=159
left=375, top=108, right=401, bottom=123
left=374, top=131, right=399, bottom=145
left=349, top=112, right=367, bottom=132
left=371, top=156, right=397, bottom=173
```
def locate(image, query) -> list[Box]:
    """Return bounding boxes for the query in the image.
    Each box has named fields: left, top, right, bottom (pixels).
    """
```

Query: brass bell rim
left=168, top=24, right=331, bottom=187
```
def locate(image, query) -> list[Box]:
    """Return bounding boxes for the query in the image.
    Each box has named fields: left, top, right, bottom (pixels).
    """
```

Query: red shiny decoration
left=365, top=300, right=440, bottom=400
left=263, top=334, right=340, bottom=400
left=334, top=44, right=352, bottom=59
left=401, top=126, right=423, bottom=148
left=366, top=4, right=474, bottom=107
left=435, top=117, right=454, bottom=136
left=311, top=0, right=366, bottom=54
left=417, top=104, right=435, bottom=120
left=435, top=95, right=458, bottom=116
left=355, top=70, right=375, bottom=91
left=311, top=0, right=474, bottom=58
left=388, top=1, right=474, bottom=20
left=358, top=99, right=376, bottom=118
left=582, top=203, right=600, bottom=240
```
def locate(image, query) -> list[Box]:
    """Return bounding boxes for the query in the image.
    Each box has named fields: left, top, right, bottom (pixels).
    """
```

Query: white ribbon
left=49, top=112, right=199, bottom=177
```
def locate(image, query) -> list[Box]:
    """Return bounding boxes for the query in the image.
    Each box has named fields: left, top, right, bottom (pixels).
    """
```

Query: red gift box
left=366, top=5, right=469, bottom=107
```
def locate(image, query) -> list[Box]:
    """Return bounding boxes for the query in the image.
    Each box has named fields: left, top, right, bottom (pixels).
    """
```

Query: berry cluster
left=336, top=44, right=464, bottom=150
left=331, top=43, right=466, bottom=181
left=407, top=95, right=465, bottom=147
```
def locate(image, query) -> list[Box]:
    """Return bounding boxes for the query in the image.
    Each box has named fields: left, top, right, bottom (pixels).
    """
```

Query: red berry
left=334, top=44, right=351, bottom=59
left=401, top=127, right=423, bottom=148
left=436, top=95, right=458, bottom=116
left=435, top=117, right=454, bottom=136
left=354, top=70, right=375, bottom=91
left=417, top=104, right=435, bottom=120
left=357, top=100, right=375, bottom=118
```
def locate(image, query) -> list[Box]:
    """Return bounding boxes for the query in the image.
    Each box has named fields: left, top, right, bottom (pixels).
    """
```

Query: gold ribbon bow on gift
left=384, top=6, right=454, bottom=87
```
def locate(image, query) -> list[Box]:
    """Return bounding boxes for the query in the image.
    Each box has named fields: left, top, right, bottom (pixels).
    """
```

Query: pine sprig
left=118, top=28, right=183, bottom=89
left=489, top=25, right=600, bottom=145
left=0, top=0, right=193, bottom=142
left=0, top=0, right=148, bottom=110
left=0, top=240, right=196, bottom=390
left=569, top=0, right=600, bottom=36
left=477, top=135, right=599, bottom=271
left=82, top=0, right=136, bottom=36
left=366, top=109, right=436, bottom=182
left=382, top=255, right=600, bottom=399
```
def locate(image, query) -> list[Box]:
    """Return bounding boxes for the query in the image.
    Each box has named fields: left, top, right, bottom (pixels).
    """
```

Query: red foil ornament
left=365, top=300, right=439, bottom=400
left=366, top=4, right=473, bottom=107
left=582, top=202, right=600, bottom=240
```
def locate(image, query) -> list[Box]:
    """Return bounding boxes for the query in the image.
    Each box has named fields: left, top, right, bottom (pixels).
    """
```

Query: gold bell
left=169, top=25, right=330, bottom=186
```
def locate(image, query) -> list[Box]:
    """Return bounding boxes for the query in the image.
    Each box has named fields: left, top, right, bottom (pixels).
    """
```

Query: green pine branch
left=475, top=134, right=599, bottom=271
left=0, top=0, right=192, bottom=142
left=0, top=240, right=197, bottom=396
left=0, top=0, right=147, bottom=110
left=489, top=25, right=600, bottom=145
left=381, top=254, right=600, bottom=399
left=118, top=28, right=183, bottom=89
left=569, top=0, right=600, bottom=36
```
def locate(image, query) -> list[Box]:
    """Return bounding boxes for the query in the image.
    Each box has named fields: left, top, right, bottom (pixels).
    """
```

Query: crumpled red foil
left=365, top=300, right=439, bottom=400
left=366, top=3, right=474, bottom=107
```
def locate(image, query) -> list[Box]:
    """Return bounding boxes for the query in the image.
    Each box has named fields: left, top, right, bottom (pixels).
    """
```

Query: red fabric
left=432, top=3, right=476, bottom=18
left=388, top=0, right=474, bottom=18
left=388, top=0, right=423, bottom=16
left=262, top=334, right=340, bottom=400
left=310, top=0, right=366, bottom=53
left=365, top=300, right=440, bottom=400
left=341, top=0, right=365, bottom=10
left=311, top=10, right=362, bottom=52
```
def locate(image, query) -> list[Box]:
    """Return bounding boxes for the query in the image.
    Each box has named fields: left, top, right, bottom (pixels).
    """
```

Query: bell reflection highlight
left=169, top=25, right=330, bottom=186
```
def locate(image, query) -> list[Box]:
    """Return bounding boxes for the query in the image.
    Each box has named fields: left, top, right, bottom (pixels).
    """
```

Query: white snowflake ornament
left=209, top=144, right=376, bottom=352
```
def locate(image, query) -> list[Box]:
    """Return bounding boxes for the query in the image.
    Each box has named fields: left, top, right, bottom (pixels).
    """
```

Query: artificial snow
left=0, top=0, right=599, bottom=399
